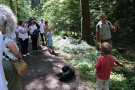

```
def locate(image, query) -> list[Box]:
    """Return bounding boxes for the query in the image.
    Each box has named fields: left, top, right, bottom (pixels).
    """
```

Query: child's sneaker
left=52, top=50, right=55, bottom=54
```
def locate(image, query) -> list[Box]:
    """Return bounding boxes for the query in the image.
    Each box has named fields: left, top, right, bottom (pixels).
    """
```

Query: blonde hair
left=0, top=5, right=17, bottom=37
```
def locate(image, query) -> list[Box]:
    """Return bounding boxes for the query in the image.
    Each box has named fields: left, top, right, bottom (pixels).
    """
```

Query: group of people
left=0, top=5, right=54, bottom=90
left=0, top=4, right=119, bottom=90
left=16, top=18, right=54, bottom=56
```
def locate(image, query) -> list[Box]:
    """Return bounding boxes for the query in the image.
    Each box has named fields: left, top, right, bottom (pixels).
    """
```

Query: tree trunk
left=10, top=0, right=13, bottom=9
left=16, top=0, right=20, bottom=20
left=31, top=0, right=35, bottom=8
left=80, top=0, right=91, bottom=42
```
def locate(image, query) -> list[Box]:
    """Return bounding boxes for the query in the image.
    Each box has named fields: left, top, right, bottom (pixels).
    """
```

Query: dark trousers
left=31, top=35, right=38, bottom=51
left=19, top=38, right=29, bottom=54
left=40, top=33, right=45, bottom=44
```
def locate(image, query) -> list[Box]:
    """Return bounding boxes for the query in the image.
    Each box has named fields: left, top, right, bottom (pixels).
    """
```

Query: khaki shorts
left=96, top=78, right=109, bottom=90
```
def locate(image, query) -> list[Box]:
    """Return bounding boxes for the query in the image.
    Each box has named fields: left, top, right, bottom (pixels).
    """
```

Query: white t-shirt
left=16, top=25, right=20, bottom=32
left=39, top=22, right=45, bottom=33
left=0, top=32, right=8, bottom=90
left=18, top=26, right=28, bottom=40
left=29, top=24, right=37, bottom=34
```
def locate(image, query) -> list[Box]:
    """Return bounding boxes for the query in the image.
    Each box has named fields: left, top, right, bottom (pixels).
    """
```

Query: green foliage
left=0, top=0, right=46, bottom=22
left=89, top=0, right=117, bottom=36
left=30, top=1, right=45, bottom=21
left=129, top=76, right=135, bottom=89
left=17, top=0, right=31, bottom=21
left=43, top=0, right=135, bottom=46
left=1, top=0, right=135, bottom=45
left=0, top=0, right=31, bottom=22
left=60, top=31, right=70, bottom=37
left=53, top=36, right=135, bottom=89
left=53, top=36, right=94, bottom=54
left=2, top=0, right=134, bottom=45
left=110, top=73, right=130, bottom=90
left=43, top=0, right=81, bottom=35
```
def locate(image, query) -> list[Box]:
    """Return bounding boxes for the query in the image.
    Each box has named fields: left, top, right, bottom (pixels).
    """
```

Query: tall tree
left=31, top=0, right=40, bottom=8
left=10, top=0, right=13, bottom=9
left=80, top=0, right=91, bottom=42
left=16, top=0, right=20, bottom=20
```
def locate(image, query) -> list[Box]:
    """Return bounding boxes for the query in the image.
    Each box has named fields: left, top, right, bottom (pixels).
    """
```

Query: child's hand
left=94, top=69, right=97, bottom=76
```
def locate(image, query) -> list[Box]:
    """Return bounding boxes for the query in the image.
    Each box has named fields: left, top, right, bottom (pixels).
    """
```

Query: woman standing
left=0, top=5, right=22, bottom=90
left=29, top=19, right=39, bottom=51
left=18, top=21, right=29, bottom=56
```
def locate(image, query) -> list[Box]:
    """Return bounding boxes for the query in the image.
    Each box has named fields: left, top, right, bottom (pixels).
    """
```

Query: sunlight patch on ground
left=25, top=79, right=44, bottom=90
left=47, top=59, right=54, bottom=61
left=45, top=75, right=60, bottom=89
left=52, top=63, right=64, bottom=71
left=53, top=65, right=62, bottom=72
left=56, top=64, right=63, bottom=68
left=62, top=84, right=71, bottom=90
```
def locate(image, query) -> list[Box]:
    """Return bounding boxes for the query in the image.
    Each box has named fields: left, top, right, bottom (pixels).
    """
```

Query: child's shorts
left=47, top=40, right=53, bottom=46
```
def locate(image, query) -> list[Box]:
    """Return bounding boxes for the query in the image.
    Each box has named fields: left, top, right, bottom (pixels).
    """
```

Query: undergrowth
left=53, top=35, right=135, bottom=90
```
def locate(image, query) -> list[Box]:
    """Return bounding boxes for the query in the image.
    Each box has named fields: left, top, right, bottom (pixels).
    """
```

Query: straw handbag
left=10, top=59, right=28, bottom=76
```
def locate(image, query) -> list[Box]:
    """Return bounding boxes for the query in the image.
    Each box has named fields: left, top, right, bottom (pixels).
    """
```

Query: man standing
left=95, top=13, right=119, bottom=48
left=39, top=18, right=45, bottom=46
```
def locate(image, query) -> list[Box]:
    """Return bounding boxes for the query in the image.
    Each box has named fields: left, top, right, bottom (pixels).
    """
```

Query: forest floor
left=19, top=36, right=135, bottom=90
left=21, top=45, right=91, bottom=90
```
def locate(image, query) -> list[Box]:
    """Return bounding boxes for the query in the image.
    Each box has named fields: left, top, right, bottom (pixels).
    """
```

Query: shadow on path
left=21, top=46, right=91, bottom=90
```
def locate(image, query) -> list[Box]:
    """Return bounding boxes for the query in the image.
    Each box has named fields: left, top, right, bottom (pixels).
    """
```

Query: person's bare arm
left=19, top=29, right=27, bottom=34
left=7, top=41, right=22, bottom=59
left=44, top=26, right=48, bottom=31
left=46, top=35, right=48, bottom=40
left=110, top=20, right=119, bottom=32
left=27, top=28, right=30, bottom=32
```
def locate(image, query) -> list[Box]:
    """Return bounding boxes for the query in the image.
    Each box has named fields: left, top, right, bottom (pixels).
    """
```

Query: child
left=44, top=20, right=49, bottom=46
left=95, top=42, right=114, bottom=90
left=46, top=28, right=54, bottom=53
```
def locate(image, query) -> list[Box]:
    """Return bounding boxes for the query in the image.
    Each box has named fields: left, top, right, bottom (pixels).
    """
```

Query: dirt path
left=21, top=46, right=91, bottom=90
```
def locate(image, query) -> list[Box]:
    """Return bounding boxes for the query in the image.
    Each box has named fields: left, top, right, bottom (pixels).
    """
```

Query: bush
left=53, top=36, right=94, bottom=54
left=53, top=36, right=135, bottom=89
left=43, top=0, right=81, bottom=34
left=110, top=73, right=130, bottom=90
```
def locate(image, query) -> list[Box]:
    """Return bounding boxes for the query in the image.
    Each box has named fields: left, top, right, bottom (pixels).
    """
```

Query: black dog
left=57, top=65, right=75, bottom=81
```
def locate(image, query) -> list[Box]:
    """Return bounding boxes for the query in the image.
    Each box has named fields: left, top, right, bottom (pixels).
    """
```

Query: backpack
left=97, top=21, right=111, bottom=31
